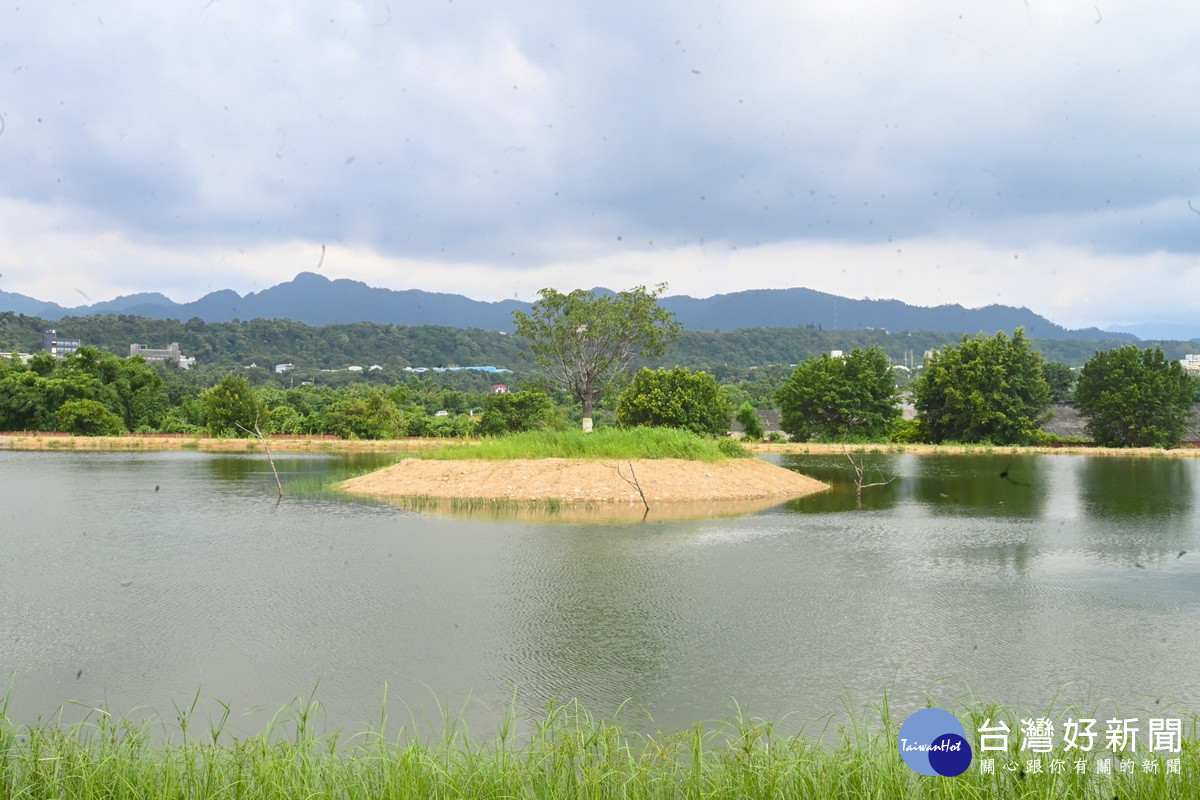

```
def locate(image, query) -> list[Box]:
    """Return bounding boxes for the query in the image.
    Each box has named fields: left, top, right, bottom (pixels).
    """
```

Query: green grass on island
left=418, top=427, right=752, bottom=463
left=2, top=693, right=1196, bottom=799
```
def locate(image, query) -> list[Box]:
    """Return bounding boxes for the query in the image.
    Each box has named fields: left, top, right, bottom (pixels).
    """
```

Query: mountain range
left=0, top=272, right=1140, bottom=341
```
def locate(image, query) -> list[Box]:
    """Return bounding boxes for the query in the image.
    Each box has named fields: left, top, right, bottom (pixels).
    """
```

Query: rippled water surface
left=5, top=449, right=1200, bottom=736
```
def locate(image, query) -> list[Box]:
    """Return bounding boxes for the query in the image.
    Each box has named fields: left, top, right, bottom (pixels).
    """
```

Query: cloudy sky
left=1, top=1, right=1198, bottom=329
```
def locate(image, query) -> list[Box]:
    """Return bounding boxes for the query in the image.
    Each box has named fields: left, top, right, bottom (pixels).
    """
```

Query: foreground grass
left=2, top=695, right=1197, bottom=799
left=419, top=427, right=751, bottom=463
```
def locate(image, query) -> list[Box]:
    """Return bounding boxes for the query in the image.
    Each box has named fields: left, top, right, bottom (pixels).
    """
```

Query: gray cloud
left=1, top=1, right=1199, bottom=326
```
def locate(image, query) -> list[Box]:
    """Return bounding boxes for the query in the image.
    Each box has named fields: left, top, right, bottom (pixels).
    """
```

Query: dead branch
left=843, top=446, right=896, bottom=507
left=614, top=460, right=650, bottom=517
left=236, top=416, right=284, bottom=500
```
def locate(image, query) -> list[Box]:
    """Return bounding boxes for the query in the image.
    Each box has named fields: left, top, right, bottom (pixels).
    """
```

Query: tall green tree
left=615, top=366, right=731, bottom=436
left=1074, top=345, right=1197, bottom=448
left=512, top=285, right=681, bottom=424
left=0, top=371, right=60, bottom=430
left=776, top=347, right=899, bottom=442
left=203, top=374, right=265, bottom=437
left=1042, top=361, right=1076, bottom=404
left=913, top=329, right=1051, bottom=444
left=27, top=351, right=55, bottom=377
left=735, top=401, right=765, bottom=441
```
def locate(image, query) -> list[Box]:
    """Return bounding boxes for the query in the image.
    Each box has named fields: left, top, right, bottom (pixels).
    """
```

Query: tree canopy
left=775, top=347, right=899, bottom=442
left=0, top=346, right=165, bottom=432
left=1074, top=345, right=1197, bottom=448
left=324, top=385, right=403, bottom=440
left=735, top=401, right=765, bottom=441
left=203, top=374, right=266, bottom=437
left=475, top=390, right=567, bottom=436
left=1042, top=361, right=1076, bottom=404
left=615, top=366, right=731, bottom=436
left=56, top=399, right=127, bottom=436
left=512, top=285, right=681, bottom=422
left=913, top=329, right=1052, bottom=445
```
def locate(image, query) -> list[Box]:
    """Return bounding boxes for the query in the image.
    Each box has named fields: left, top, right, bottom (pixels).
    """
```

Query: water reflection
left=1076, top=457, right=1197, bottom=564
left=364, top=495, right=794, bottom=522
left=779, top=452, right=902, bottom=513
left=909, top=455, right=1044, bottom=517
left=779, top=452, right=1045, bottom=517
left=204, top=452, right=395, bottom=483
left=1079, top=457, right=1193, bottom=519
left=6, top=449, right=1200, bottom=740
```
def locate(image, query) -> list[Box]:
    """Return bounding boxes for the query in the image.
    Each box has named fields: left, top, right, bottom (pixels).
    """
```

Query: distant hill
left=0, top=311, right=1144, bottom=372
left=0, top=289, right=69, bottom=319
left=2, top=272, right=1134, bottom=341
left=1105, top=323, right=1200, bottom=342
left=657, top=287, right=1127, bottom=340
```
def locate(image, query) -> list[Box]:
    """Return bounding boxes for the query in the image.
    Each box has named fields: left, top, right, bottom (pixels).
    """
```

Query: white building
left=131, top=342, right=194, bottom=369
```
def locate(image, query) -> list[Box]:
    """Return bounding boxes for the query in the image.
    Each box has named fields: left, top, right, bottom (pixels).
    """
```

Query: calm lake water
left=4, top=449, right=1200, bottom=738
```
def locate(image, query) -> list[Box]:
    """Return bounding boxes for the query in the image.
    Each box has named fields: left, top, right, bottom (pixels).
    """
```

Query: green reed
left=2, top=686, right=1196, bottom=799
left=419, top=427, right=750, bottom=463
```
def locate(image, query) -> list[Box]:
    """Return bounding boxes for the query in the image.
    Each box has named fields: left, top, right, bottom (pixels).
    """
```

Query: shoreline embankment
left=3, top=432, right=1198, bottom=458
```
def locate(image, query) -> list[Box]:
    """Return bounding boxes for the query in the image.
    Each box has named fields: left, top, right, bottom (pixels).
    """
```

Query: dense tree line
left=3, top=305, right=1199, bottom=447
left=0, top=312, right=526, bottom=373
left=0, top=347, right=167, bottom=433
left=0, top=311, right=1174, bottom=377
left=0, top=347, right=534, bottom=438
left=163, top=376, right=512, bottom=438
left=765, top=331, right=1200, bottom=448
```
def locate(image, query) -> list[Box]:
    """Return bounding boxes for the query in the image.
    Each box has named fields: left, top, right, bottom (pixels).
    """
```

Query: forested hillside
left=0, top=313, right=524, bottom=371
left=0, top=310, right=1167, bottom=374
left=2, top=271, right=1134, bottom=339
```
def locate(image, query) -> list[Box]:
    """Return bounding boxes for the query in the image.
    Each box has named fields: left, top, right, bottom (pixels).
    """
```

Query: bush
left=888, top=418, right=924, bottom=443
left=268, top=405, right=306, bottom=435
left=716, top=437, right=751, bottom=458
left=475, top=391, right=567, bottom=436
left=735, top=401, right=765, bottom=440
left=616, top=367, right=731, bottom=436
left=56, top=399, right=127, bottom=436
left=159, top=408, right=203, bottom=435
left=325, top=386, right=402, bottom=440
left=427, top=414, right=478, bottom=438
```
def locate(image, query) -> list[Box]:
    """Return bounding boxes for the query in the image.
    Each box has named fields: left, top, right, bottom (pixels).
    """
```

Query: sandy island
left=338, top=456, right=829, bottom=506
